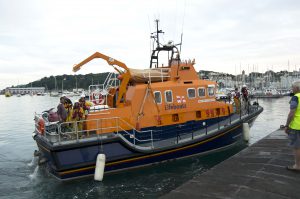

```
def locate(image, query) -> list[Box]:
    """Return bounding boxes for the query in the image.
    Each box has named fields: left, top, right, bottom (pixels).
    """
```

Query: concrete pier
left=161, top=129, right=300, bottom=199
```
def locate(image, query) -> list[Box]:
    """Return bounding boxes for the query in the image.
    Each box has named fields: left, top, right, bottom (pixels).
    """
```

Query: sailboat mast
left=76, top=76, right=78, bottom=92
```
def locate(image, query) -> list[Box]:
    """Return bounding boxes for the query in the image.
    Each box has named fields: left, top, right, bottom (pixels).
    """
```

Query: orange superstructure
left=68, top=20, right=234, bottom=135
left=73, top=53, right=233, bottom=134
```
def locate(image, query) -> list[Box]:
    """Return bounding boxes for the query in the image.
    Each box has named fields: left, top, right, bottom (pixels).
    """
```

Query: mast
left=149, top=19, right=181, bottom=69
left=150, top=19, right=163, bottom=68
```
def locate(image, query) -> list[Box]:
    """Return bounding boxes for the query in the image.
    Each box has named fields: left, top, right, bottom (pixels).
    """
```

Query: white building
left=8, top=87, right=45, bottom=94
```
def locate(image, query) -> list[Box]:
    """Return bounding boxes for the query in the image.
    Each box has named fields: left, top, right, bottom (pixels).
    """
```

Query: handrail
left=87, top=72, right=120, bottom=108
left=34, top=105, right=261, bottom=148
left=143, top=68, right=170, bottom=84
left=34, top=115, right=155, bottom=147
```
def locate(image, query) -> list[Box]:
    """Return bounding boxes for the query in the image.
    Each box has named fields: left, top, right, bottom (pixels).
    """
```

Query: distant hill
left=6, top=69, right=293, bottom=92
left=14, top=73, right=109, bottom=91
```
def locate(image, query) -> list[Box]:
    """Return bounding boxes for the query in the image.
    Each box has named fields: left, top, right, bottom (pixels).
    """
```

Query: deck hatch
left=196, top=111, right=201, bottom=118
left=172, top=114, right=179, bottom=122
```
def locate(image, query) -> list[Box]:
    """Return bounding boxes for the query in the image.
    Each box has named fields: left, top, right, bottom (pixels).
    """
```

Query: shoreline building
left=6, top=87, right=45, bottom=95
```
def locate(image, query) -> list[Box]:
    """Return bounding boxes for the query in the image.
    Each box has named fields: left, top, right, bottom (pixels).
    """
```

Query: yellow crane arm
left=72, top=52, right=131, bottom=108
left=72, top=52, right=129, bottom=72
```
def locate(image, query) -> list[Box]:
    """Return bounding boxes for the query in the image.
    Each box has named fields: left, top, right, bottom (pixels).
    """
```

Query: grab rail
left=34, top=104, right=260, bottom=148
left=143, top=68, right=170, bottom=84
left=34, top=115, right=155, bottom=148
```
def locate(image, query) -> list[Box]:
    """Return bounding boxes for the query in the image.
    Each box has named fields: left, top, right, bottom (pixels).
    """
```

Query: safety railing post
left=247, top=102, right=250, bottom=114
left=116, top=118, right=118, bottom=134
left=75, top=121, right=79, bottom=142
left=133, top=130, right=136, bottom=146
left=218, top=114, right=220, bottom=130
left=151, top=130, right=154, bottom=149
left=230, top=113, right=232, bottom=124
left=96, top=118, right=99, bottom=137
left=58, top=124, right=61, bottom=145
left=240, top=103, right=242, bottom=119
left=100, top=119, right=102, bottom=135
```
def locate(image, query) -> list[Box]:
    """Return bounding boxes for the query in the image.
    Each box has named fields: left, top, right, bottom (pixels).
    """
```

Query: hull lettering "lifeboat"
left=165, top=104, right=187, bottom=110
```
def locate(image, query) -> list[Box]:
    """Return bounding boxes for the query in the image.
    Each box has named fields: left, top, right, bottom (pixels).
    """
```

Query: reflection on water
left=0, top=95, right=290, bottom=198
left=249, top=97, right=289, bottom=145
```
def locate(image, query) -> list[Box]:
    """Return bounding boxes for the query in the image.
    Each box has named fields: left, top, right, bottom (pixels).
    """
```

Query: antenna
left=148, top=15, right=152, bottom=58
left=179, top=0, right=186, bottom=54
left=180, top=33, right=183, bottom=53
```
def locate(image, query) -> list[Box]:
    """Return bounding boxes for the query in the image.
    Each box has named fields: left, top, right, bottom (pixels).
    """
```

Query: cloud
left=1, top=0, right=300, bottom=89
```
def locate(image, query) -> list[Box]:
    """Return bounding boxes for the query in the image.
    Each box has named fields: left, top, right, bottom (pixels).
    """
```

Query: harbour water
left=0, top=95, right=290, bottom=198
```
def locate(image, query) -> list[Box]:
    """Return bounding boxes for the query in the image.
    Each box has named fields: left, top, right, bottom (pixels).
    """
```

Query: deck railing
left=88, top=72, right=120, bottom=107
left=34, top=115, right=155, bottom=148
left=34, top=103, right=260, bottom=149
left=143, top=68, right=170, bottom=84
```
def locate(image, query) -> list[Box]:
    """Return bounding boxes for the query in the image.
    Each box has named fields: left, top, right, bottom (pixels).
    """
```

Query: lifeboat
left=32, top=20, right=263, bottom=180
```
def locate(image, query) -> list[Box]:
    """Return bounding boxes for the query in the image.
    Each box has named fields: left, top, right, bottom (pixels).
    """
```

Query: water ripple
left=0, top=95, right=292, bottom=198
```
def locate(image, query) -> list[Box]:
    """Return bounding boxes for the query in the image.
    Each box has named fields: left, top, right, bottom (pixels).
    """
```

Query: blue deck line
left=161, top=129, right=300, bottom=199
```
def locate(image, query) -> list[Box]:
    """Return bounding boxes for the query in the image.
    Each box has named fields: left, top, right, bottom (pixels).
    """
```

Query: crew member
left=63, top=95, right=73, bottom=122
left=72, top=102, right=84, bottom=132
left=57, top=97, right=67, bottom=122
left=233, top=87, right=241, bottom=114
left=285, top=81, right=300, bottom=171
left=79, top=94, right=93, bottom=118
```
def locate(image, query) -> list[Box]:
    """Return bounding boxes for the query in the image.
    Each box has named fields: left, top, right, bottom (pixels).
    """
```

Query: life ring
left=38, top=118, right=45, bottom=135
left=91, top=92, right=105, bottom=105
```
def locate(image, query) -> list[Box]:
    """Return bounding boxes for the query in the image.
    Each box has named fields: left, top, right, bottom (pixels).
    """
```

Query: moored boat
left=5, top=91, right=12, bottom=97
left=32, top=20, right=263, bottom=180
left=252, top=88, right=282, bottom=98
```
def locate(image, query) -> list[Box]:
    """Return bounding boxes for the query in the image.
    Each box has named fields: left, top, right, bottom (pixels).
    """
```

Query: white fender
left=243, top=123, right=250, bottom=142
left=94, top=154, right=106, bottom=181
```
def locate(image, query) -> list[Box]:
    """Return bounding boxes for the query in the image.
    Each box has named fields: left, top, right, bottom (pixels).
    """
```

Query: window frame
left=187, top=88, right=196, bottom=99
left=164, top=90, right=173, bottom=103
left=153, top=91, right=162, bottom=104
left=207, top=85, right=215, bottom=97
left=198, top=87, right=206, bottom=98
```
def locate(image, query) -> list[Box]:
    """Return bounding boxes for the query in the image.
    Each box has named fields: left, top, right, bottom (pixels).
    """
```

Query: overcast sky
left=1, top=0, right=300, bottom=89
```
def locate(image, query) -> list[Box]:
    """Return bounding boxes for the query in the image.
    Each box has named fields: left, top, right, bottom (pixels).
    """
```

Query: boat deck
left=139, top=112, right=246, bottom=149
left=161, top=129, right=300, bottom=199
left=38, top=105, right=261, bottom=152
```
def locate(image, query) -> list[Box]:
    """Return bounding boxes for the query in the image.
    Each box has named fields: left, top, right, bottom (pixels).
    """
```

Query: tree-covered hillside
left=16, top=73, right=109, bottom=91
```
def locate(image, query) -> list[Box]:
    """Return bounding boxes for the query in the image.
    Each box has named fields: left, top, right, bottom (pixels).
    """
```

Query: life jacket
left=72, top=108, right=84, bottom=121
left=234, top=91, right=240, bottom=99
left=242, top=88, right=248, bottom=96
left=64, top=98, right=73, bottom=110
left=289, top=93, right=300, bottom=130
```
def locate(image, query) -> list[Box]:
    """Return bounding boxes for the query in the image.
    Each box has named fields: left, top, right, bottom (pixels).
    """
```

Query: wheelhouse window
left=198, top=87, right=206, bottom=97
left=187, top=88, right=196, bottom=99
left=208, top=85, right=215, bottom=96
left=165, top=90, right=173, bottom=103
left=154, top=91, right=162, bottom=104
